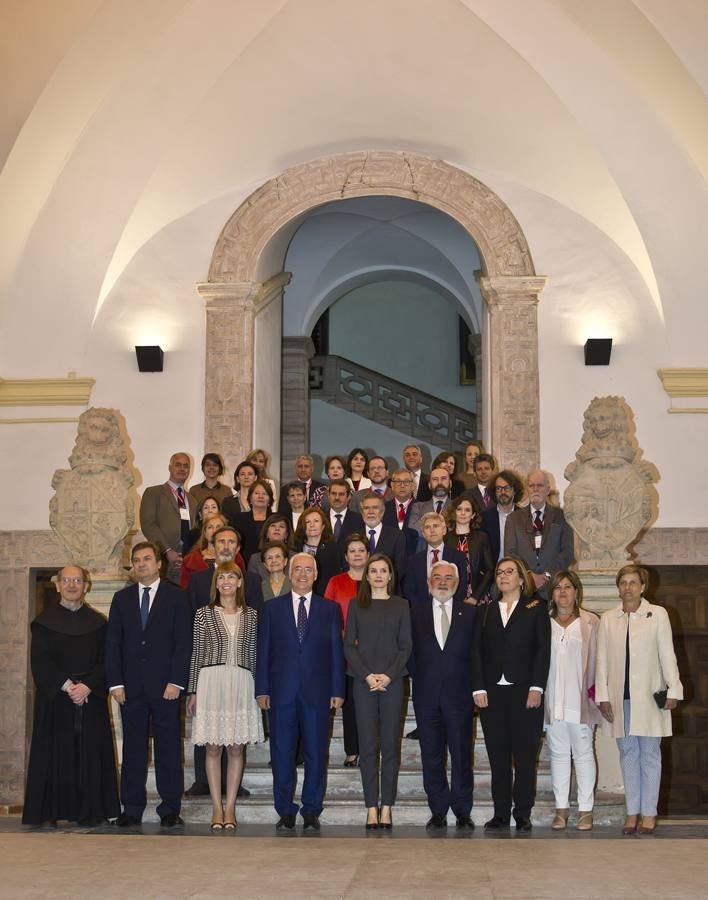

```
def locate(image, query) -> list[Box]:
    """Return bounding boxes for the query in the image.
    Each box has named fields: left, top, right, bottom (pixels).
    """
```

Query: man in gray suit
left=139, top=452, right=198, bottom=584
left=503, top=470, right=574, bottom=599
left=350, top=456, right=394, bottom=512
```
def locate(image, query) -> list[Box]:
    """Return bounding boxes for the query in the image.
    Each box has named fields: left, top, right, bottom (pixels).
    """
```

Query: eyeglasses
left=292, top=565, right=315, bottom=574
left=496, top=568, right=518, bottom=577
left=495, top=485, right=513, bottom=492
left=59, top=577, right=85, bottom=585
left=391, top=479, right=413, bottom=485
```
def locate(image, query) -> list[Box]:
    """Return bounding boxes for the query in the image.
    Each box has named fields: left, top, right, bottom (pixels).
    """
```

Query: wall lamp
left=135, top=345, right=164, bottom=372
left=584, top=338, right=612, bottom=366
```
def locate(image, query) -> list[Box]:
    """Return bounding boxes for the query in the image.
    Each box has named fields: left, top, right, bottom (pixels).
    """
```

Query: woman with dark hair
left=229, top=479, right=275, bottom=564
left=346, top=448, right=371, bottom=493
left=472, top=556, right=551, bottom=832
left=444, top=496, right=494, bottom=604
left=459, top=440, right=486, bottom=491
left=292, top=506, right=342, bottom=594
left=545, top=570, right=602, bottom=831
left=180, top=512, right=227, bottom=589
left=247, top=514, right=293, bottom=578
left=596, top=564, right=683, bottom=835
left=186, top=561, right=263, bottom=830
left=191, top=453, right=232, bottom=507
left=325, top=533, right=370, bottom=767
left=431, top=451, right=465, bottom=498
left=222, top=462, right=258, bottom=522
left=344, top=554, right=411, bottom=829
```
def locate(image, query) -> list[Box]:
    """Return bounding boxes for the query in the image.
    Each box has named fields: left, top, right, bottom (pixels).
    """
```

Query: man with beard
left=23, top=565, right=120, bottom=827
left=359, top=494, right=407, bottom=583
left=481, top=469, right=524, bottom=562
left=408, top=468, right=454, bottom=538
left=409, top=562, right=477, bottom=830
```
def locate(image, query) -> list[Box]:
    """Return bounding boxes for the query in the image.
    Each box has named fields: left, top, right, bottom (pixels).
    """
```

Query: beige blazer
left=139, top=483, right=198, bottom=554
left=544, top=609, right=603, bottom=727
left=595, top=598, right=683, bottom=738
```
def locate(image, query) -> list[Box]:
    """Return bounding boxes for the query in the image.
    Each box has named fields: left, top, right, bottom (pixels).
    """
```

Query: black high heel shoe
left=366, top=808, right=379, bottom=830
left=378, top=806, right=393, bottom=830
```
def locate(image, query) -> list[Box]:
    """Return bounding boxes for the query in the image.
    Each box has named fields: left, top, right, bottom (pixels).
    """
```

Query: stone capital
left=477, top=275, right=547, bottom=307
left=196, top=281, right=259, bottom=310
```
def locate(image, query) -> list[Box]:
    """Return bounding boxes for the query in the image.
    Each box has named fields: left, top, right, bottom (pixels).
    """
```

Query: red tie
left=398, top=503, right=406, bottom=524
left=432, top=548, right=440, bottom=564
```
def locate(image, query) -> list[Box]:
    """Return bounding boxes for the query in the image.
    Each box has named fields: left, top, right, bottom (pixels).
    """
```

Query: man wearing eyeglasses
left=409, top=561, right=478, bottom=830
left=481, top=469, right=525, bottom=562
left=255, top=553, right=345, bottom=832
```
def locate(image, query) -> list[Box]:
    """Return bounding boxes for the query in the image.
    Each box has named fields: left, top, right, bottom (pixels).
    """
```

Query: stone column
left=477, top=275, right=546, bottom=474
left=468, top=331, right=483, bottom=436
left=197, top=281, right=260, bottom=482
left=281, top=337, right=315, bottom=483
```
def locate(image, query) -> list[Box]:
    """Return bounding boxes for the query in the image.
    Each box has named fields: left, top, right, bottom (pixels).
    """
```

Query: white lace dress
left=192, top=608, right=264, bottom=746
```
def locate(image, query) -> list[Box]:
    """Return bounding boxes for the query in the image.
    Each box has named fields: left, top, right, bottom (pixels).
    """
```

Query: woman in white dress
left=187, top=561, right=263, bottom=830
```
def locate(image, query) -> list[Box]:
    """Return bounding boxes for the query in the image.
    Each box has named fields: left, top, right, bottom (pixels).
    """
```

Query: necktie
left=140, top=586, right=150, bottom=630
left=435, top=500, right=443, bottom=514
left=533, top=509, right=544, bottom=532
left=297, top=596, right=307, bottom=642
left=176, top=486, right=190, bottom=547
left=482, top=487, right=491, bottom=509
left=369, top=529, right=377, bottom=553
left=431, top=548, right=440, bottom=564
left=334, top=513, right=342, bottom=539
left=374, top=487, right=384, bottom=495
left=398, top=503, right=406, bottom=524
left=439, top=602, right=450, bottom=647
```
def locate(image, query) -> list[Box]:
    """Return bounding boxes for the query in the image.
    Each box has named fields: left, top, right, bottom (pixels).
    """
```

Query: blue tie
left=297, top=596, right=308, bottom=643
left=369, top=529, right=377, bottom=553
left=140, top=587, right=150, bottom=630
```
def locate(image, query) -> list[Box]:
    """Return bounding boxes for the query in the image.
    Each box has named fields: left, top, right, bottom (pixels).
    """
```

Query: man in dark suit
left=461, top=453, right=497, bottom=517
left=410, top=561, right=477, bottom=830
left=408, top=468, right=453, bottom=538
left=403, top=444, right=431, bottom=502
left=504, top=469, right=574, bottom=599
left=383, top=468, right=419, bottom=555
left=139, top=452, right=198, bottom=583
left=106, top=541, right=192, bottom=827
left=350, top=456, right=394, bottom=512
left=277, top=455, right=325, bottom=514
left=326, top=479, right=364, bottom=546
left=360, top=494, right=407, bottom=584
left=404, top=512, right=468, bottom=606
left=481, top=469, right=524, bottom=562
left=255, top=553, right=345, bottom=830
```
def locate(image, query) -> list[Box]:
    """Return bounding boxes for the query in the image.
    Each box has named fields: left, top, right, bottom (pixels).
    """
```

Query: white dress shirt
left=291, top=590, right=313, bottom=622
left=496, top=506, right=513, bottom=560
left=366, top=522, right=383, bottom=549
left=426, top=543, right=445, bottom=575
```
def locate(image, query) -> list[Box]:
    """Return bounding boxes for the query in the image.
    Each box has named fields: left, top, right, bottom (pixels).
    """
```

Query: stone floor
left=1, top=817, right=706, bottom=900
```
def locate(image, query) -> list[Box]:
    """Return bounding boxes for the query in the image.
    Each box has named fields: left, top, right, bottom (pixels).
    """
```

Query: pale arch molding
left=197, top=151, right=546, bottom=479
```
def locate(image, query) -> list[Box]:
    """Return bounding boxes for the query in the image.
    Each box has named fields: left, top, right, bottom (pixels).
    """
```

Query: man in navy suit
left=403, top=512, right=468, bottom=606
left=326, top=479, right=364, bottom=547
left=410, top=561, right=477, bottom=830
left=255, top=552, right=345, bottom=831
left=481, top=469, right=524, bottom=562
left=360, top=494, right=407, bottom=584
left=106, top=541, right=192, bottom=827
left=383, top=469, right=419, bottom=555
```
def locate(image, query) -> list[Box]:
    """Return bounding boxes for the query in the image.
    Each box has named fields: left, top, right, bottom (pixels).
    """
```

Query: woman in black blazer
left=344, top=554, right=412, bottom=830
left=444, top=496, right=494, bottom=604
left=472, top=556, right=551, bottom=832
left=292, top=506, right=342, bottom=594
left=229, top=480, right=274, bottom=564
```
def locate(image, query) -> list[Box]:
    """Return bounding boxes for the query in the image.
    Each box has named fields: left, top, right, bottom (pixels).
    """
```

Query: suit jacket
left=255, top=592, right=345, bottom=706
left=368, top=524, right=407, bottom=584
left=332, top=509, right=365, bottom=547
left=409, top=600, right=477, bottom=709
left=139, top=484, right=198, bottom=554
left=504, top=505, right=574, bottom=596
left=105, top=580, right=192, bottom=700
left=408, top=497, right=451, bottom=537
left=188, top=564, right=263, bottom=614
left=481, top=504, right=520, bottom=563
left=350, top=485, right=394, bottom=514
left=403, top=545, right=469, bottom=606
left=471, top=596, right=551, bottom=693
left=461, top=484, right=494, bottom=518
left=412, top=471, right=431, bottom=502
left=383, top=498, right=413, bottom=529
left=230, top=511, right=267, bottom=563
left=444, top=530, right=494, bottom=599
left=277, top=480, right=326, bottom=514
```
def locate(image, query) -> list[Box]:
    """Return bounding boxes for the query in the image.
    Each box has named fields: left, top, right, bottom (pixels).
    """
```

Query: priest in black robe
left=22, top=565, right=120, bottom=826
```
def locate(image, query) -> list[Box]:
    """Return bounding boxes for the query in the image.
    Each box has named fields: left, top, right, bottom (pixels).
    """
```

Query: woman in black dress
left=292, top=506, right=342, bottom=594
left=444, top=496, right=494, bottom=604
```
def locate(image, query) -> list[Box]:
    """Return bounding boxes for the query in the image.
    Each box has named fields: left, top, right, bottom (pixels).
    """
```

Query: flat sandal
left=576, top=812, right=593, bottom=831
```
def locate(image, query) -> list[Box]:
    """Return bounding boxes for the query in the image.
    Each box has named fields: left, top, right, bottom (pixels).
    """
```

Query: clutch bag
left=653, top=689, right=668, bottom=709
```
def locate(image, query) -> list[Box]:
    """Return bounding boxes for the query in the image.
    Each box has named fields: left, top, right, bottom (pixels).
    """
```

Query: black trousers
left=342, top=675, right=359, bottom=756
left=415, top=700, right=474, bottom=818
left=352, top=677, right=405, bottom=808
left=479, top=683, right=543, bottom=821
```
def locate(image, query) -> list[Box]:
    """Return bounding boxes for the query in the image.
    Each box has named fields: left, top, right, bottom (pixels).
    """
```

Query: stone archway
left=197, top=151, right=545, bottom=478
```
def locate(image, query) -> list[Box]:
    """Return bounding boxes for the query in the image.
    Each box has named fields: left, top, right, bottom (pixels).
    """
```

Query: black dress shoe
left=426, top=813, right=447, bottom=830
left=184, top=781, right=210, bottom=797
left=515, top=817, right=532, bottom=832
left=456, top=815, right=475, bottom=830
left=276, top=815, right=296, bottom=830
left=237, top=785, right=251, bottom=798
left=115, top=813, right=142, bottom=827
left=160, top=813, right=184, bottom=827
left=405, top=727, right=419, bottom=740
left=365, top=820, right=379, bottom=831
left=484, top=815, right=510, bottom=830
left=302, top=814, right=321, bottom=831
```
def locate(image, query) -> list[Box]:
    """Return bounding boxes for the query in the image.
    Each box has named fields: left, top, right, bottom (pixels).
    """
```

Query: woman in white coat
left=595, top=564, right=683, bottom=835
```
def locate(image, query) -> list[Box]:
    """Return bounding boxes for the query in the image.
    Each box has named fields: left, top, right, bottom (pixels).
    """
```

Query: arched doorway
left=197, top=151, right=545, bottom=479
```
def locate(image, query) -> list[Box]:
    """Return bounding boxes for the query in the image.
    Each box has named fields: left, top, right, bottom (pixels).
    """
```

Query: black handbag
left=653, top=689, right=668, bottom=709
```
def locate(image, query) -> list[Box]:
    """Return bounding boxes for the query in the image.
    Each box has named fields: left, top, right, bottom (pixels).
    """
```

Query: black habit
left=22, top=603, right=119, bottom=825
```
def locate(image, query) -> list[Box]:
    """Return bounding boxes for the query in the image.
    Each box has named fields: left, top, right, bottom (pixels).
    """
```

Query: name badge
left=179, top=507, right=190, bottom=521
left=534, top=533, right=542, bottom=550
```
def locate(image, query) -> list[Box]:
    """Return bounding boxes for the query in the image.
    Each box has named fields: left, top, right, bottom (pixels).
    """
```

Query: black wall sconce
left=135, top=345, right=164, bottom=372
left=584, top=338, right=612, bottom=366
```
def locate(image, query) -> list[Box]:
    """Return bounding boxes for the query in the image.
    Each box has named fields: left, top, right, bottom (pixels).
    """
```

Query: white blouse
left=548, top=617, right=583, bottom=724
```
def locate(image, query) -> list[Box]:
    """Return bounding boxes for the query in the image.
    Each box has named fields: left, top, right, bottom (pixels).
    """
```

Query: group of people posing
left=23, top=442, right=683, bottom=837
